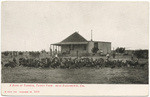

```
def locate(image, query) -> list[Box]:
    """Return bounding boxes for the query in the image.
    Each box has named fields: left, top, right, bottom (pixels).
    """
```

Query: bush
left=19, top=52, right=23, bottom=55
left=41, top=50, right=46, bottom=53
left=91, top=47, right=99, bottom=54
left=3, top=52, right=9, bottom=56
left=134, top=50, right=148, bottom=59
left=29, top=52, right=40, bottom=58
left=115, top=47, right=125, bottom=53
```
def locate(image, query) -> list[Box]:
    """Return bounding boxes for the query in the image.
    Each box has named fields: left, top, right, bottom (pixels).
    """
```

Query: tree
left=3, top=52, right=9, bottom=56
left=41, top=50, right=46, bottom=53
left=19, top=52, right=23, bottom=55
left=91, top=47, right=99, bottom=54
left=115, top=47, right=125, bottom=53
left=134, top=50, right=148, bottom=59
left=29, top=52, right=40, bottom=58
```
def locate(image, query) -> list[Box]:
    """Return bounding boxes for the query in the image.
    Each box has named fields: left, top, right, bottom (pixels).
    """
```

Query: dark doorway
left=94, top=42, right=98, bottom=49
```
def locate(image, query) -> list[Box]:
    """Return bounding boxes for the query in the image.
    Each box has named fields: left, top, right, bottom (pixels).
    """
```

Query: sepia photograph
left=1, top=1, right=149, bottom=85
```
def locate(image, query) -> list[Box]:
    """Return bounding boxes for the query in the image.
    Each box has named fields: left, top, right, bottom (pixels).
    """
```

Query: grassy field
left=1, top=54, right=148, bottom=84
left=2, top=66, right=148, bottom=84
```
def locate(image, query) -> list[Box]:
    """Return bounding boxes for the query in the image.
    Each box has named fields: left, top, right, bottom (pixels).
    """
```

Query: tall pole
left=60, top=45, right=62, bottom=54
left=56, top=46, right=58, bottom=54
left=58, top=46, right=59, bottom=53
left=91, top=30, right=93, bottom=41
left=50, top=45, right=51, bottom=56
left=50, top=44, right=52, bottom=57
left=53, top=45, right=54, bottom=56
left=58, top=46, right=60, bottom=53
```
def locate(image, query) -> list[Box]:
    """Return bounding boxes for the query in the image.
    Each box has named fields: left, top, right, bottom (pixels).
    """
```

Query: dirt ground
left=1, top=66, right=148, bottom=84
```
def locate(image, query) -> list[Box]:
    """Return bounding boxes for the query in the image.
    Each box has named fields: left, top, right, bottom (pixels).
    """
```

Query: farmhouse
left=51, top=32, right=111, bottom=56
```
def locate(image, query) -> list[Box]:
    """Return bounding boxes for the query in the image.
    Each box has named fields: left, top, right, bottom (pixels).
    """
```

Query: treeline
left=2, top=50, right=48, bottom=58
left=114, top=47, right=148, bottom=59
left=134, top=50, right=148, bottom=59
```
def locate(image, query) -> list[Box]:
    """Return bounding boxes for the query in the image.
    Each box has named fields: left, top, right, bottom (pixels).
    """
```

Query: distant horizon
left=1, top=48, right=149, bottom=52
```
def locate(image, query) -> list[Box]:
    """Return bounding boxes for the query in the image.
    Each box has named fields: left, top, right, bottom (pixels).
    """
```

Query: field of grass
left=1, top=66, right=148, bottom=84
left=1, top=54, right=148, bottom=84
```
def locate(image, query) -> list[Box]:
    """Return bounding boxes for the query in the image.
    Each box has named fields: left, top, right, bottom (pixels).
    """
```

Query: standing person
left=50, top=48, right=52, bottom=56
left=99, top=49, right=103, bottom=56
left=112, top=52, right=116, bottom=58
left=106, top=53, right=110, bottom=60
left=76, top=51, right=78, bottom=59
left=13, top=57, right=17, bottom=63
left=131, top=53, right=134, bottom=60
left=55, top=54, right=58, bottom=58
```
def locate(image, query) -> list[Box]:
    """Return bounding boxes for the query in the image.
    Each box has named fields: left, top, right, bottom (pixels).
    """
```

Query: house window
left=69, top=45, right=71, bottom=50
left=84, top=45, right=86, bottom=50
left=94, top=42, right=98, bottom=48
left=69, top=45, right=74, bottom=50
left=72, top=45, right=74, bottom=50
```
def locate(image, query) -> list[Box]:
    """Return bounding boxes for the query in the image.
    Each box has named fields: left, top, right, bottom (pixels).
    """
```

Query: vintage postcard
left=1, top=1, right=149, bottom=96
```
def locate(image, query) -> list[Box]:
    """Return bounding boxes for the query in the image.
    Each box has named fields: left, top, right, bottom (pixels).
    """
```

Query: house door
left=94, top=42, right=98, bottom=49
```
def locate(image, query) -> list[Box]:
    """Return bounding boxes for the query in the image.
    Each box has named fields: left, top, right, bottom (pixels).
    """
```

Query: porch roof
left=52, top=42, right=88, bottom=46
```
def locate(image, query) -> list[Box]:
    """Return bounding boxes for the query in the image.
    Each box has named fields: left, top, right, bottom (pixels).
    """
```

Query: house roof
left=61, top=32, right=87, bottom=42
left=52, top=32, right=88, bottom=45
left=52, top=32, right=111, bottom=45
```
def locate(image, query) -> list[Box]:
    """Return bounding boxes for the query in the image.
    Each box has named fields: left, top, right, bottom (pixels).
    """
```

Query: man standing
left=112, top=52, right=116, bottom=58
left=106, top=53, right=110, bottom=60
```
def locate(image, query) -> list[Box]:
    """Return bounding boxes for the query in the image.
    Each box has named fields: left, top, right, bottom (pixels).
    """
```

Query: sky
left=1, top=1, right=149, bottom=51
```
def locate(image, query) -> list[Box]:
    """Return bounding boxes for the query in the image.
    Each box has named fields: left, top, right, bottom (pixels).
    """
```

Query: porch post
left=55, top=46, right=57, bottom=54
left=57, top=46, right=59, bottom=54
left=60, top=45, right=62, bottom=54
left=50, top=44, right=52, bottom=57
